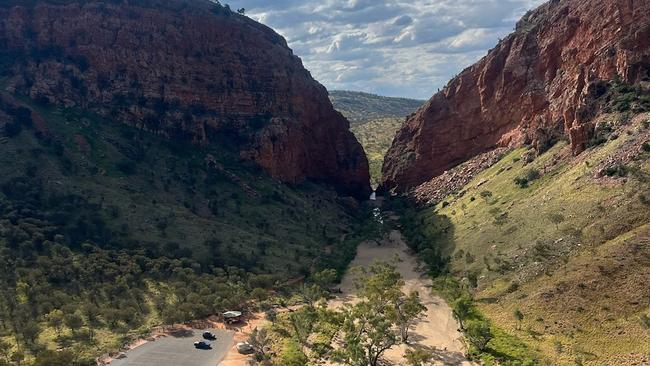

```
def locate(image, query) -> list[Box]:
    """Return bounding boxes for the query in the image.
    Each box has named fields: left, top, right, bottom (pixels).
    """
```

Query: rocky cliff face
left=382, top=0, right=650, bottom=192
left=0, top=0, right=371, bottom=198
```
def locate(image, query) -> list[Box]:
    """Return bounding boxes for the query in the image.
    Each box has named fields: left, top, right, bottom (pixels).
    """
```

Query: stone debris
left=413, top=148, right=509, bottom=205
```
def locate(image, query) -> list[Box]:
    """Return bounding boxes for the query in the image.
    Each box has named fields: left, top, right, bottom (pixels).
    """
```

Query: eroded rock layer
left=382, top=0, right=650, bottom=192
left=0, top=0, right=371, bottom=198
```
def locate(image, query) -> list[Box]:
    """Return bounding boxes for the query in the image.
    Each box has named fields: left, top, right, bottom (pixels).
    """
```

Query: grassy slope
left=0, top=95, right=365, bottom=361
left=329, top=91, right=423, bottom=188
left=409, top=119, right=650, bottom=364
left=2, top=98, right=353, bottom=274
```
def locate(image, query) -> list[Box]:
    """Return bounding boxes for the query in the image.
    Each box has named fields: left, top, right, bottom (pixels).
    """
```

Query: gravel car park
left=108, top=329, right=233, bottom=366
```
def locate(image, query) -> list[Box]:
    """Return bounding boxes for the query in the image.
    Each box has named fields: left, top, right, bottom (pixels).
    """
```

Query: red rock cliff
left=382, top=0, right=650, bottom=192
left=0, top=0, right=371, bottom=198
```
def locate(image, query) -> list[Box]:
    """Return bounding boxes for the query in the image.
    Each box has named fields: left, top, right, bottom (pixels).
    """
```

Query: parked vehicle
left=236, top=342, right=254, bottom=354
left=202, top=331, right=217, bottom=340
left=194, top=340, right=212, bottom=349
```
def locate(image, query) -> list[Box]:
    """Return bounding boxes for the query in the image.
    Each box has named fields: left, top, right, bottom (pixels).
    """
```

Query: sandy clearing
left=329, top=229, right=477, bottom=366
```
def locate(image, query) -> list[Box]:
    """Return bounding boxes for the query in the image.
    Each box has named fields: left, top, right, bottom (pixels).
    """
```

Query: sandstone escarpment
left=0, top=0, right=370, bottom=198
left=382, top=0, right=650, bottom=192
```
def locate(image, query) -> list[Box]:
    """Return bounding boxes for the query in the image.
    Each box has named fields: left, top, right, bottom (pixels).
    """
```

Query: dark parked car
left=203, top=331, right=217, bottom=340
left=194, top=341, right=212, bottom=350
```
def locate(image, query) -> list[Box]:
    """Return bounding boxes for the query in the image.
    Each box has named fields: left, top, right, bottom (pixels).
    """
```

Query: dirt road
left=330, top=228, right=477, bottom=366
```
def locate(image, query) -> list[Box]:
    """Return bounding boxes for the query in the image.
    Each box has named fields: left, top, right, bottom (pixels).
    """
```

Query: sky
left=227, top=0, right=547, bottom=100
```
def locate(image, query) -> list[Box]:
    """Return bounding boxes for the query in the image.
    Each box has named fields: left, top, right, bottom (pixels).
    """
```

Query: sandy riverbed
left=329, top=229, right=477, bottom=366
left=218, top=215, right=477, bottom=366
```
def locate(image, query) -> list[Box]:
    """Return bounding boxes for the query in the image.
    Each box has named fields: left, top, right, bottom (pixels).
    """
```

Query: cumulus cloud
left=229, top=0, right=546, bottom=99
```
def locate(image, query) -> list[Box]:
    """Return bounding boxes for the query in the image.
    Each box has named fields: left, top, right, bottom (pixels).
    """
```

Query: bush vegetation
left=0, top=98, right=368, bottom=363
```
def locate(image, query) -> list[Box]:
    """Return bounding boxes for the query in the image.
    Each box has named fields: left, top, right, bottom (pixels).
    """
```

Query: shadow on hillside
left=398, top=208, right=456, bottom=277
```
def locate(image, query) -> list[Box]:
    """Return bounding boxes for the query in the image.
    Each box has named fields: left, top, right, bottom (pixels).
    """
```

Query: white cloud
left=229, top=0, right=546, bottom=99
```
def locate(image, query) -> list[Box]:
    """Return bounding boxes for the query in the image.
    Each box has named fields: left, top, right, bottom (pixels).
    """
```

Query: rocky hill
left=329, top=90, right=423, bottom=125
left=382, top=0, right=650, bottom=192
left=0, top=0, right=370, bottom=198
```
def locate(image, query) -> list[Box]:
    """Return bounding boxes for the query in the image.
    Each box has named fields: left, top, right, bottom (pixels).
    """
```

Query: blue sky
left=227, top=0, right=546, bottom=99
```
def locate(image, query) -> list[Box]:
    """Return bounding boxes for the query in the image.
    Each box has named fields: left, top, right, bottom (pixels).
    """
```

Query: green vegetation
left=513, top=169, right=540, bottom=188
left=329, top=91, right=423, bottom=125
left=351, top=118, right=405, bottom=187
left=0, top=95, right=369, bottom=364
left=329, top=91, right=423, bottom=188
left=331, top=262, right=426, bottom=366
left=390, top=113, right=650, bottom=365
left=258, top=261, right=426, bottom=366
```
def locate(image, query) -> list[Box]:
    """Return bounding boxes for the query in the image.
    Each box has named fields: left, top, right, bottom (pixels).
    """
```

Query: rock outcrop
left=0, top=0, right=371, bottom=198
left=382, top=0, right=650, bottom=192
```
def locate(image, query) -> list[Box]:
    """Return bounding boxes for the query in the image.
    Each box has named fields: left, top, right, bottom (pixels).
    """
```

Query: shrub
left=514, top=169, right=540, bottom=188
left=589, top=123, right=613, bottom=146
left=506, top=282, right=520, bottom=294
left=602, top=164, right=628, bottom=177
left=526, top=169, right=540, bottom=181
left=513, top=177, right=529, bottom=188
left=278, top=339, right=308, bottom=366
left=642, top=142, right=650, bottom=152
left=640, top=194, right=650, bottom=205
left=466, top=320, right=493, bottom=352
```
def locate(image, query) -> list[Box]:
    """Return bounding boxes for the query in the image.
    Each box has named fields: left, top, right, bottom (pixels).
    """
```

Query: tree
left=251, top=287, right=268, bottom=302
left=237, top=7, right=246, bottom=15
left=298, top=283, right=326, bottom=307
left=248, top=327, right=271, bottom=362
left=405, top=346, right=433, bottom=366
left=451, top=296, right=473, bottom=330
left=330, top=262, right=425, bottom=366
left=333, top=301, right=398, bottom=366
left=33, top=350, right=75, bottom=366
left=288, top=307, right=316, bottom=346
left=10, top=351, right=24, bottom=366
left=513, top=309, right=524, bottom=330
left=82, top=303, right=102, bottom=327
left=21, top=322, right=40, bottom=344
left=313, top=268, right=337, bottom=290
left=465, top=320, right=493, bottom=352
left=0, top=339, right=10, bottom=362
left=64, top=313, right=84, bottom=335
left=103, top=308, right=121, bottom=329
left=395, top=291, right=426, bottom=343
left=47, top=309, right=65, bottom=336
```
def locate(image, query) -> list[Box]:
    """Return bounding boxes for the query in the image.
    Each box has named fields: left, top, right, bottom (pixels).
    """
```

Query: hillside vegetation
left=329, top=91, right=423, bottom=125
left=0, top=93, right=367, bottom=364
left=329, top=91, right=423, bottom=188
left=398, top=110, right=650, bottom=365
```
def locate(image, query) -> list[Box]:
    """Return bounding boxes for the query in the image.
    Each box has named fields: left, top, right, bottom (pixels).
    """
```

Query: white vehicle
left=236, top=342, right=254, bottom=354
